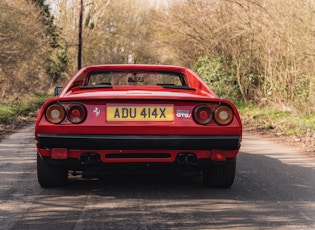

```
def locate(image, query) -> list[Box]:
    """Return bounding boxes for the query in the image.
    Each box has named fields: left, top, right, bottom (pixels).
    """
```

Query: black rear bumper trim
left=37, top=134, right=241, bottom=150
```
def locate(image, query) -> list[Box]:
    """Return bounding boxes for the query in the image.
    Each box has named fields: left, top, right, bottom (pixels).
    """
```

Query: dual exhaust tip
left=176, top=152, right=197, bottom=165
left=80, top=153, right=100, bottom=164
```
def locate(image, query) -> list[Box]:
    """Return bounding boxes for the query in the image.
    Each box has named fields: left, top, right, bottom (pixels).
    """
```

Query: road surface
left=0, top=124, right=314, bottom=229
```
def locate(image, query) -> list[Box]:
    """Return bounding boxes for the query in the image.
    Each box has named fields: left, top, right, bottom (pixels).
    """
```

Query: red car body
left=35, top=64, right=242, bottom=188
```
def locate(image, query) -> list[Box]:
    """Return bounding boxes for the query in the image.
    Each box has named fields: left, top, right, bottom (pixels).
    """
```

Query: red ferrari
left=35, top=64, right=242, bottom=188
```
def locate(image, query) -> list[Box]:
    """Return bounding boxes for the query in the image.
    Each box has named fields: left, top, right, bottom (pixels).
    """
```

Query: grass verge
left=237, top=103, right=315, bottom=138
left=0, top=93, right=50, bottom=124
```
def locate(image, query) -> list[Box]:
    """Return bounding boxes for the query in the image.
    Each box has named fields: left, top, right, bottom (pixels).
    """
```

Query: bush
left=0, top=93, right=50, bottom=124
left=192, top=56, right=241, bottom=102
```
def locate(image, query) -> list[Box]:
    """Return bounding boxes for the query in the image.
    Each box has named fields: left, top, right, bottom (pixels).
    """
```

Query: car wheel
left=202, top=158, right=236, bottom=188
left=37, top=153, right=68, bottom=188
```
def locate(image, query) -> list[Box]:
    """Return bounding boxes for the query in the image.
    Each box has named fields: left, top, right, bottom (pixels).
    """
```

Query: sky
left=45, top=0, right=171, bottom=17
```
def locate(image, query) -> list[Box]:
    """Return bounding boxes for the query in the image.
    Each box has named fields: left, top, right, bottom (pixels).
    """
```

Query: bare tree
left=47, top=0, right=315, bottom=113
left=0, top=0, right=50, bottom=100
left=151, top=0, right=315, bottom=112
left=82, top=0, right=157, bottom=65
left=55, top=0, right=157, bottom=73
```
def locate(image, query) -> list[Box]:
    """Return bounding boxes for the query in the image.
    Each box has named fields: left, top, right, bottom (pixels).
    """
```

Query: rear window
left=86, top=71, right=187, bottom=87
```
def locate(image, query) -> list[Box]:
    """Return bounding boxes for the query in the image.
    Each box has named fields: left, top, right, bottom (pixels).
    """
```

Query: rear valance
left=37, top=134, right=241, bottom=150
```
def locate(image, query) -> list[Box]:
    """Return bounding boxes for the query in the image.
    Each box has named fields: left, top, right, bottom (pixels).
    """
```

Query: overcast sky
left=45, top=0, right=171, bottom=17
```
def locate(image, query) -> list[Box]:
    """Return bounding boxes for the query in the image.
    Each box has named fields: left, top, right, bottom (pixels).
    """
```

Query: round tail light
left=66, top=103, right=87, bottom=124
left=45, top=103, right=66, bottom=124
left=193, top=104, right=212, bottom=125
left=214, top=106, right=233, bottom=125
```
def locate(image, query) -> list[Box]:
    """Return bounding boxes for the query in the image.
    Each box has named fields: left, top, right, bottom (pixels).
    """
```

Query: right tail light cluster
left=214, top=105, right=234, bottom=125
left=193, top=104, right=234, bottom=125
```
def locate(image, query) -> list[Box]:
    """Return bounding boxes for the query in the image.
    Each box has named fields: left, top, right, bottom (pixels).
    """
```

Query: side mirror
left=54, top=87, right=63, bottom=96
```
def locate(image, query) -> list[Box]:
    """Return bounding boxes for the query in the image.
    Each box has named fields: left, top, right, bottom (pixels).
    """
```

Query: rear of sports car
left=35, top=65, right=242, bottom=188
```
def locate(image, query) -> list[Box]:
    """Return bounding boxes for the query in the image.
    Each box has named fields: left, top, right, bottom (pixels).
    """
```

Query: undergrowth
left=237, top=103, right=315, bottom=137
left=0, top=93, right=50, bottom=124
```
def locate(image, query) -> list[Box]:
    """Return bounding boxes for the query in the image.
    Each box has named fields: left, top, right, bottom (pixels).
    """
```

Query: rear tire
left=37, top=153, right=68, bottom=188
left=202, top=158, right=236, bottom=188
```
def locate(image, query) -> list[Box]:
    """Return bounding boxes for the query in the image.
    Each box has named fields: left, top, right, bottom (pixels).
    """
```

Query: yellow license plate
left=106, top=105, right=174, bottom=121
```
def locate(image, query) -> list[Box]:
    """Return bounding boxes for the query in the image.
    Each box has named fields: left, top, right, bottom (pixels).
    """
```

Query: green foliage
left=46, top=43, right=69, bottom=84
left=30, top=0, right=58, bottom=47
left=85, top=11, right=95, bottom=30
left=0, top=104, right=11, bottom=123
left=192, top=56, right=241, bottom=101
left=238, top=102, right=315, bottom=137
left=0, top=93, right=50, bottom=124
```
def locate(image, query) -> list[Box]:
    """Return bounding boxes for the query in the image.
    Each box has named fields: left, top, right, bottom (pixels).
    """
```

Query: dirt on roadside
left=244, top=126, right=315, bottom=159
left=0, top=113, right=36, bottom=141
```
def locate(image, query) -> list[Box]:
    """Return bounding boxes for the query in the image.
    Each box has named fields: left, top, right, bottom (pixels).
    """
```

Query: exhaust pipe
left=185, top=153, right=197, bottom=165
left=176, top=153, right=187, bottom=165
left=80, top=153, right=89, bottom=164
left=90, top=153, right=100, bottom=163
left=176, top=153, right=197, bottom=165
left=80, top=153, right=100, bottom=164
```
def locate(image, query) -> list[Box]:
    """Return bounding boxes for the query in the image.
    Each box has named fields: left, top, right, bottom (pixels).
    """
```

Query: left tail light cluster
left=193, top=104, right=234, bottom=125
left=193, top=104, right=213, bottom=125
left=45, top=103, right=87, bottom=124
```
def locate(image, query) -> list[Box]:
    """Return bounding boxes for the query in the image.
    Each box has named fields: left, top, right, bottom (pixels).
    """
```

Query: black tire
left=202, top=158, right=236, bottom=188
left=37, top=153, right=68, bottom=188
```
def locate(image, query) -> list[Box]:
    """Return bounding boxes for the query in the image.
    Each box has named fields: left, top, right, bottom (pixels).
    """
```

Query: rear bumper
left=37, top=134, right=241, bottom=150
left=40, top=156, right=235, bottom=174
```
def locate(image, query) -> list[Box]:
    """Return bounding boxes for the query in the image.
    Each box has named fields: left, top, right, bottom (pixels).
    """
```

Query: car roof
left=58, top=64, right=217, bottom=98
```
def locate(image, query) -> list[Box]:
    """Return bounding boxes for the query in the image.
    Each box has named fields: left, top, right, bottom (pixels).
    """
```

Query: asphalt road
left=0, top=124, right=314, bottom=229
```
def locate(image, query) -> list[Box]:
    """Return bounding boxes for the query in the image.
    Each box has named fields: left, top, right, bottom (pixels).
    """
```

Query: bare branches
left=3, top=0, right=312, bottom=112
left=0, top=0, right=50, bottom=99
left=151, top=0, right=315, bottom=112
